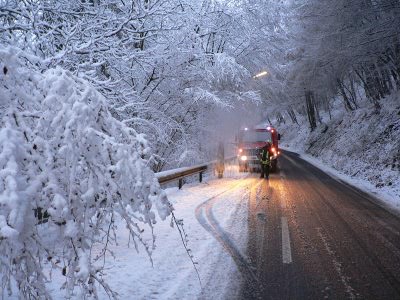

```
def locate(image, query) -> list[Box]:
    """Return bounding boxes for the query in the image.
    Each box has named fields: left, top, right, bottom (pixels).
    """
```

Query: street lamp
left=253, top=71, right=268, bottom=79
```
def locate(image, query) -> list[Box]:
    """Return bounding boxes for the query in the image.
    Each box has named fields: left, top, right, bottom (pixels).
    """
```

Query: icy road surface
left=239, top=151, right=400, bottom=299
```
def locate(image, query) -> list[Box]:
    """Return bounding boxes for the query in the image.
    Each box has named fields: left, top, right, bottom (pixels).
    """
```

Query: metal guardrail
left=156, top=156, right=237, bottom=189
left=33, top=157, right=236, bottom=225
left=156, top=164, right=208, bottom=189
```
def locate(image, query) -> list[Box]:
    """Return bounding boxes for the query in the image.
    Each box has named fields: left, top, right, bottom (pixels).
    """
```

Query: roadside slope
left=279, top=93, right=400, bottom=207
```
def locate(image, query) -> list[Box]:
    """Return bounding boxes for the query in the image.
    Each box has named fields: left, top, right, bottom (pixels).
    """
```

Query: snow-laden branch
left=0, top=47, right=172, bottom=298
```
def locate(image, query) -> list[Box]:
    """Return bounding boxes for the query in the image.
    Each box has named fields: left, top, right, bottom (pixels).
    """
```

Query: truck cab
left=237, top=125, right=281, bottom=172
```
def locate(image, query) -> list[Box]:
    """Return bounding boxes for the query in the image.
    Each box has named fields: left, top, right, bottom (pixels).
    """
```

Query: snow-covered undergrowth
left=0, top=48, right=171, bottom=298
left=280, top=93, right=400, bottom=207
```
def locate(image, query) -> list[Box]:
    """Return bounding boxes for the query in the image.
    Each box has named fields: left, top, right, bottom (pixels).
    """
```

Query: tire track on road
left=195, top=178, right=265, bottom=299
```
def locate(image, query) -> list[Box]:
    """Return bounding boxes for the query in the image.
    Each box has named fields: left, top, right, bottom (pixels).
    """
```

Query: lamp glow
left=253, top=71, right=268, bottom=78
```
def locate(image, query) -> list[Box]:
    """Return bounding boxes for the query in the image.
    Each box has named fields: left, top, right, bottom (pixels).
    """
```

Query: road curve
left=195, top=179, right=264, bottom=299
left=240, top=150, right=400, bottom=299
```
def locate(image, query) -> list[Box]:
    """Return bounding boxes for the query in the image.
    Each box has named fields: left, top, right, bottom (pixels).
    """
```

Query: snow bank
left=0, top=47, right=171, bottom=298
left=279, top=93, right=400, bottom=207
left=91, top=175, right=248, bottom=299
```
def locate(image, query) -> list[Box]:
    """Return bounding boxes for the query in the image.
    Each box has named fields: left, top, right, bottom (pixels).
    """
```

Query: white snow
left=94, top=173, right=249, bottom=299
left=0, top=47, right=171, bottom=298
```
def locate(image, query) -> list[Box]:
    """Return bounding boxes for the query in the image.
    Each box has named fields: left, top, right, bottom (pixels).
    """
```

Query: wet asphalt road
left=238, top=150, right=400, bottom=299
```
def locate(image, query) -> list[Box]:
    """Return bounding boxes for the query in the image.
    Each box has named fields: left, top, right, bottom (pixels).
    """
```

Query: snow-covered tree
left=0, top=47, right=171, bottom=298
left=0, top=0, right=258, bottom=170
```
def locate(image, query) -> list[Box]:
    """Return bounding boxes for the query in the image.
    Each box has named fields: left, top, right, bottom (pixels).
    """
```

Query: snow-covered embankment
left=280, top=94, right=400, bottom=208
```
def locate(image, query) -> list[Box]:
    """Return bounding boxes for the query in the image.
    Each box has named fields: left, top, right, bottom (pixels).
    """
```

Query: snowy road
left=13, top=169, right=251, bottom=300
left=195, top=178, right=262, bottom=299
left=238, top=151, right=400, bottom=299
left=94, top=168, right=252, bottom=300
left=21, top=152, right=400, bottom=299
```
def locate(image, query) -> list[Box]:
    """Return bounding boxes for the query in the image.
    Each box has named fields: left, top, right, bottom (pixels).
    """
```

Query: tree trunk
left=313, top=94, right=322, bottom=124
left=277, top=112, right=285, bottom=125
left=287, top=106, right=298, bottom=125
left=337, top=79, right=355, bottom=111
left=354, top=68, right=381, bottom=109
left=305, top=90, right=317, bottom=131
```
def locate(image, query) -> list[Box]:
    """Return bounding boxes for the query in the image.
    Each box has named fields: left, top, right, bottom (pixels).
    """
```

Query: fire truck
left=237, top=125, right=281, bottom=172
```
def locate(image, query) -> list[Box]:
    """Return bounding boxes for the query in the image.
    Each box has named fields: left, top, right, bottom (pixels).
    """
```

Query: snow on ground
left=8, top=165, right=249, bottom=299
left=278, top=92, right=400, bottom=211
left=97, top=167, right=249, bottom=299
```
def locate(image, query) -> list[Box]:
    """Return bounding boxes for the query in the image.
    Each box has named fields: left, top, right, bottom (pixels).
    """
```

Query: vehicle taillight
left=271, top=147, right=276, bottom=152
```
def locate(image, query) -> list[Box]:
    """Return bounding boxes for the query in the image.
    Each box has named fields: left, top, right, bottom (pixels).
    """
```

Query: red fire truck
left=237, top=125, right=281, bottom=172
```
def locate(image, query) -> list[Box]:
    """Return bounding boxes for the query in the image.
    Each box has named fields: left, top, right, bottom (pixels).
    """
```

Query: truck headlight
left=240, top=155, right=247, bottom=161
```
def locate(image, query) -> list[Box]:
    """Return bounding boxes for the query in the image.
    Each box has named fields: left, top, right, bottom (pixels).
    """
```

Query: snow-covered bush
left=0, top=47, right=171, bottom=298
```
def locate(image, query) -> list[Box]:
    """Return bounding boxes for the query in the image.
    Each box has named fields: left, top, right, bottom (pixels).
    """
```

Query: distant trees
left=285, top=0, right=400, bottom=128
left=236, top=0, right=400, bottom=130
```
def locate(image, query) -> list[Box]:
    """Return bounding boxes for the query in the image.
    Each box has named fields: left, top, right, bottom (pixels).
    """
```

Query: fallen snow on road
left=96, top=173, right=249, bottom=299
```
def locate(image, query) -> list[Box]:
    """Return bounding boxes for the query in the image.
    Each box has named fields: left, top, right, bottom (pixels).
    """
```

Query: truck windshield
left=242, top=130, right=272, bottom=143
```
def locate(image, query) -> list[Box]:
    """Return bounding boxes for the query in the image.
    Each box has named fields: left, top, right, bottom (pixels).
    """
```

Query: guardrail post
left=216, top=141, right=225, bottom=178
left=199, top=172, right=203, bottom=183
left=178, top=178, right=183, bottom=189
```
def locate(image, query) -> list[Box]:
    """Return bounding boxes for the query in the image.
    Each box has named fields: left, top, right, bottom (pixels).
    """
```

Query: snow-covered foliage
left=0, top=47, right=171, bottom=298
left=0, top=0, right=259, bottom=171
